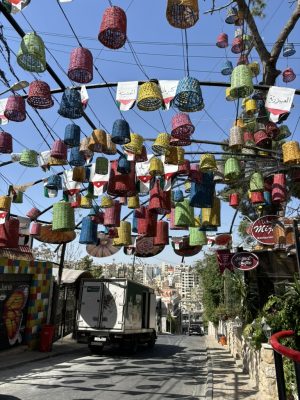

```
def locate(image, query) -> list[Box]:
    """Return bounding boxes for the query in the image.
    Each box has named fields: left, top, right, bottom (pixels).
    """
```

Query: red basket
left=231, top=37, right=244, bottom=54
left=50, top=140, right=68, bottom=160
left=254, top=130, right=270, bottom=147
left=0, top=218, right=19, bottom=248
left=27, top=80, right=54, bottom=109
left=216, top=33, right=228, bottom=48
left=153, top=221, right=169, bottom=245
left=229, top=193, right=239, bottom=208
left=171, top=113, right=195, bottom=139
left=272, top=173, right=286, bottom=203
left=177, top=159, right=191, bottom=176
left=107, top=160, right=137, bottom=196
left=137, top=206, right=157, bottom=237
left=265, top=122, right=279, bottom=139
left=0, top=132, right=13, bottom=154
left=68, top=47, right=93, bottom=84
left=149, top=180, right=171, bottom=215
left=98, top=6, right=127, bottom=49
left=250, top=191, right=264, bottom=204
left=4, top=95, right=26, bottom=122
left=104, top=201, right=121, bottom=227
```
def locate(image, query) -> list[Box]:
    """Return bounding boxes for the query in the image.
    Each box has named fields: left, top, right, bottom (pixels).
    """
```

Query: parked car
left=188, top=324, right=204, bottom=336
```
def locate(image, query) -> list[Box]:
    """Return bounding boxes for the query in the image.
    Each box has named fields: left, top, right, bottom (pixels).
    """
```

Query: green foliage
left=251, top=0, right=266, bottom=18
left=74, top=255, right=103, bottom=278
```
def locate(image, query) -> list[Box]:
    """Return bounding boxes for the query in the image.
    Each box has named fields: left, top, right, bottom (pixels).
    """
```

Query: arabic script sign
left=251, top=215, right=278, bottom=245
left=231, top=252, right=259, bottom=271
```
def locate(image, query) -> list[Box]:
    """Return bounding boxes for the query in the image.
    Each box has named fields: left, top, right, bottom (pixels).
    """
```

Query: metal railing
left=270, top=330, right=300, bottom=400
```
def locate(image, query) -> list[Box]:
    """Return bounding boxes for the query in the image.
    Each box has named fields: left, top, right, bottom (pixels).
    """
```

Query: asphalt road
left=0, top=335, right=208, bottom=400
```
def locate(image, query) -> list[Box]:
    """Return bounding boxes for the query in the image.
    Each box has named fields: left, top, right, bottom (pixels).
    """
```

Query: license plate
left=94, top=338, right=106, bottom=342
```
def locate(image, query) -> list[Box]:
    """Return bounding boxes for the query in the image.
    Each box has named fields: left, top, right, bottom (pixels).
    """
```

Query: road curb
left=205, top=347, right=213, bottom=400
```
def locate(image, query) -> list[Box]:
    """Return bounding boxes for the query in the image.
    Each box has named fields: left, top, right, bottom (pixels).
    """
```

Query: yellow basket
left=249, top=62, right=260, bottom=77
left=72, top=166, right=86, bottom=182
left=88, top=129, right=107, bottom=153
left=113, top=221, right=132, bottom=246
left=137, top=82, right=163, bottom=111
left=244, top=99, right=257, bottom=115
left=124, top=132, right=144, bottom=155
left=164, top=146, right=178, bottom=165
left=199, top=154, right=217, bottom=171
left=80, top=196, right=93, bottom=209
left=152, top=133, right=170, bottom=156
left=225, top=87, right=235, bottom=101
left=127, top=195, right=140, bottom=209
left=202, top=196, right=221, bottom=227
left=177, top=147, right=185, bottom=165
left=282, top=141, right=300, bottom=165
left=100, top=195, right=114, bottom=208
left=149, top=156, right=164, bottom=176
left=103, top=133, right=117, bottom=155
left=0, top=195, right=11, bottom=211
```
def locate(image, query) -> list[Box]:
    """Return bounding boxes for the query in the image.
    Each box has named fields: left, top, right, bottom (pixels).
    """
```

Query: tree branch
left=204, top=0, right=235, bottom=15
left=235, top=0, right=270, bottom=63
left=270, top=2, right=300, bottom=61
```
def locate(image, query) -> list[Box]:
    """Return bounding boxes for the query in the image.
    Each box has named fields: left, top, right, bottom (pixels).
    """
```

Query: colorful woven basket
left=244, top=98, right=257, bottom=115
left=135, top=145, right=148, bottom=162
left=58, top=88, right=84, bottom=119
left=202, top=196, right=221, bottom=227
left=27, top=80, right=54, bottom=109
left=112, top=119, right=131, bottom=145
left=117, top=155, right=131, bottom=174
left=26, top=207, right=41, bottom=220
left=46, top=174, right=62, bottom=190
left=101, top=195, right=114, bottom=208
left=19, top=149, right=38, bottom=167
left=69, top=146, right=85, bottom=166
left=216, top=33, right=228, bottom=48
left=225, top=6, right=238, bottom=24
left=166, top=0, right=199, bottom=29
left=249, top=172, right=264, bottom=192
left=225, top=87, right=235, bottom=101
left=4, top=95, right=26, bottom=122
left=124, top=132, right=144, bottom=155
left=190, top=174, right=215, bottom=208
left=52, top=202, right=75, bottom=232
left=154, top=221, right=169, bottom=246
left=0, top=196, right=11, bottom=211
left=229, top=193, right=239, bottom=208
left=64, top=124, right=81, bottom=147
left=254, top=129, right=270, bottom=147
left=17, top=32, right=46, bottom=73
left=277, top=125, right=291, bottom=141
left=68, top=47, right=93, bottom=84
left=0, top=218, right=20, bottom=249
left=79, top=137, right=94, bottom=161
left=230, top=65, right=254, bottom=99
left=114, top=221, right=132, bottom=246
left=72, top=166, right=86, bottom=182
left=265, top=122, right=279, bottom=140
left=98, top=6, right=127, bottom=49
left=128, top=195, right=140, bottom=209
left=102, top=133, right=117, bottom=155
left=171, top=113, right=195, bottom=139
left=173, top=77, right=204, bottom=112
left=137, top=206, right=157, bottom=237
left=50, top=139, right=67, bottom=160
left=189, top=227, right=207, bottom=246
left=250, top=191, right=265, bottom=205
left=221, top=60, right=233, bottom=76
left=95, top=156, right=109, bottom=174
left=249, top=62, right=260, bottom=77
left=175, top=199, right=194, bottom=227
left=79, top=217, right=98, bottom=244
left=282, top=68, right=296, bottom=83
left=164, top=146, right=179, bottom=165
left=88, top=129, right=107, bottom=152
left=177, top=159, right=191, bottom=175
left=199, top=154, right=217, bottom=171
left=272, top=173, right=286, bottom=203
left=104, top=201, right=121, bottom=227
left=107, top=160, right=137, bottom=196
left=229, top=126, right=244, bottom=149
left=137, top=81, right=164, bottom=111
left=224, top=157, right=241, bottom=181
left=0, top=132, right=12, bottom=154
left=283, top=43, right=296, bottom=57
left=152, top=133, right=170, bottom=155
left=282, top=141, right=300, bottom=165
left=149, top=156, right=164, bottom=176
left=30, top=222, right=42, bottom=236
left=231, top=37, right=244, bottom=54
left=149, top=180, right=171, bottom=215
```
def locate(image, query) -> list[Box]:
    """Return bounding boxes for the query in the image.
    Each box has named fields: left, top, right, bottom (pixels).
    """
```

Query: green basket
left=189, top=227, right=207, bottom=246
left=175, top=199, right=194, bottom=227
left=249, top=172, right=264, bottom=192
left=224, top=157, right=242, bottom=181
left=19, top=149, right=38, bottom=167
left=17, top=32, right=46, bottom=73
left=230, top=65, right=254, bottom=99
left=52, top=202, right=75, bottom=232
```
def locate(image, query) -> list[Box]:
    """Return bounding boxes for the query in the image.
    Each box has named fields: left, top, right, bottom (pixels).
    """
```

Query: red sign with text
left=231, top=252, right=259, bottom=271
left=251, top=215, right=278, bottom=245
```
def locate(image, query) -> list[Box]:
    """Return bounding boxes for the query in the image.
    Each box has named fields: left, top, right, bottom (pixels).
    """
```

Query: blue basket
left=174, top=189, right=184, bottom=202
left=190, top=172, right=215, bottom=208
left=79, top=217, right=98, bottom=244
left=64, top=124, right=81, bottom=147
left=225, top=6, right=238, bottom=24
left=173, top=77, right=204, bottom=112
left=69, top=146, right=85, bottom=166
left=263, top=191, right=272, bottom=205
left=221, top=60, right=233, bottom=76
left=58, top=88, right=84, bottom=119
left=112, top=119, right=131, bottom=144
left=132, top=214, right=138, bottom=233
left=46, top=174, right=62, bottom=190
left=283, top=43, right=296, bottom=57
left=117, top=155, right=131, bottom=174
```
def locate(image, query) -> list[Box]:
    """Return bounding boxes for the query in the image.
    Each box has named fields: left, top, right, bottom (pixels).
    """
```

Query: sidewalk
left=0, top=336, right=85, bottom=372
left=206, top=336, right=258, bottom=400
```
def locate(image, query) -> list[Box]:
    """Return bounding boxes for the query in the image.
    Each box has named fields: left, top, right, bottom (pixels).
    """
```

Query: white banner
left=159, top=80, right=178, bottom=110
left=265, top=86, right=295, bottom=122
left=116, top=81, right=138, bottom=111
left=0, top=98, right=8, bottom=125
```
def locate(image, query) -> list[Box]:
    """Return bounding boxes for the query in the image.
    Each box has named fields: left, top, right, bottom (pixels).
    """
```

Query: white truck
left=76, top=278, right=157, bottom=353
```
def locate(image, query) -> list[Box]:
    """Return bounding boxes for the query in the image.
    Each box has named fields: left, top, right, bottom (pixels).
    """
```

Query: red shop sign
left=231, top=252, right=259, bottom=271
left=215, top=233, right=232, bottom=246
left=251, top=215, right=278, bottom=245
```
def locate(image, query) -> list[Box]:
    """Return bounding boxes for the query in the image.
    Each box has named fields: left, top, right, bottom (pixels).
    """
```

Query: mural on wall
left=0, top=283, right=29, bottom=348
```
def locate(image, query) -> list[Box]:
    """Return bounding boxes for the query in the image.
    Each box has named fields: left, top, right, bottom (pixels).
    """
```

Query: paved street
left=0, top=335, right=208, bottom=400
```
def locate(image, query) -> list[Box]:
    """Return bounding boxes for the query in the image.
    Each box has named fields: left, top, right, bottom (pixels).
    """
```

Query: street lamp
left=0, top=81, right=29, bottom=96
left=262, top=322, right=272, bottom=341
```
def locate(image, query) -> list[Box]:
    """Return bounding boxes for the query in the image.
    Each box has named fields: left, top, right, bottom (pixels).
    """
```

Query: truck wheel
left=89, top=344, right=103, bottom=355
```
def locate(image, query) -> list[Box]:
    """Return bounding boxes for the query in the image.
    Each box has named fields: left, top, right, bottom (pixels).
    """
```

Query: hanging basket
left=171, top=113, right=195, bottom=139
left=68, top=47, right=93, bottom=84
left=199, top=154, right=217, bottom=171
left=254, top=129, right=270, bottom=147
left=177, top=159, right=191, bottom=176
left=277, top=125, right=291, bottom=141
left=229, top=193, right=239, bottom=208
left=103, top=201, right=121, bottom=227
left=250, top=191, right=265, bottom=205
left=27, top=80, right=54, bottom=109
left=64, top=124, right=81, bottom=147
left=189, top=227, right=207, bottom=246
left=4, top=95, right=26, bottom=122
left=229, top=126, right=244, bottom=149
left=153, top=221, right=169, bottom=246
left=225, top=6, right=238, bottom=24
left=79, top=137, right=94, bottom=161
left=30, top=222, right=41, bottom=236
left=107, top=160, right=136, bottom=196
left=190, top=175, right=215, bottom=208
left=58, top=88, right=84, bottom=119
left=244, top=98, right=257, bottom=115
left=72, top=166, right=86, bottom=182
left=112, top=119, right=131, bottom=145
left=149, top=180, right=171, bottom=214
left=101, top=195, right=114, bottom=208
left=0, top=196, right=11, bottom=211
left=52, top=202, right=75, bottom=232
left=19, top=149, right=38, bottom=167
left=0, top=218, right=20, bottom=249
left=17, top=32, right=46, bottom=73
left=173, top=77, right=204, bottom=112
left=175, top=199, right=194, bottom=227
left=170, top=135, right=191, bottom=147
left=216, top=33, right=228, bottom=48
left=50, top=139, right=67, bottom=160
left=221, top=60, right=233, bottom=76
left=137, top=81, right=164, bottom=111
left=113, top=221, right=132, bottom=246
left=249, top=172, right=264, bottom=192
left=137, top=206, right=158, bottom=237
left=224, top=157, right=241, bottom=181
left=0, top=132, right=13, bottom=154
left=79, top=217, right=98, bottom=244
left=230, top=65, right=254, bottom=99
left=98, top=6, right=127, bottom=49
left=117, top=155, right=131, bottom=174
left=135, top=145, right=148, bottom=162
left=272, top=173, right=286, bottom=203
left=95, top=156, right=109, bottom=174
left=225, top=87, right=235, bottom=101
left=69, top=146, right=85, bottom=167
left=46, top=174, right=62, bottom=190
left=88, top=129, right=107, bottom=152
left=249, top=62, right=260, bottom=77
left=34, top=224, right=76, bottom=244
left=166, top=0, right=199, bottom=29
left=283, top=43, right=296, bottom=57
left=165, top=146, right=179, bottom=165
left=202, top=196, right=221, bottom=227
left=124, top=132, right=144, bottom=155
left=172, top=236, right=201, bottom=257
left=149, top=156, right=164, bottom=176
left=282, top=68, right=296, bottom=83
left=128, top=195, right=140, bottom=209
left=152, top=133, right=170, bottom=155
left=26, top=207, right=41, bottom=220
left=231, top=37, right=244, bottom=54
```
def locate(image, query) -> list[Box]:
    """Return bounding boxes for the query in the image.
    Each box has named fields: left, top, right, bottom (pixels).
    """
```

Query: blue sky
left=0, top=0, right=299, bottom=266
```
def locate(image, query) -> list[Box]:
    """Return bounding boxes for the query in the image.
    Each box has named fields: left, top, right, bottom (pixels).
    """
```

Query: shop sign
left=231, top=252, right=259, bottom=271
left=251, top=215, right=278, bottom=245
